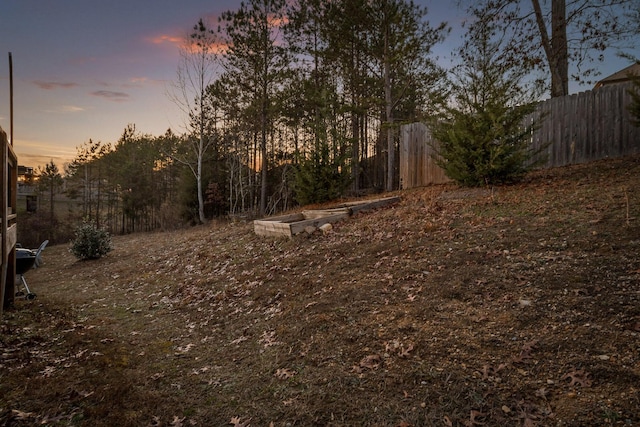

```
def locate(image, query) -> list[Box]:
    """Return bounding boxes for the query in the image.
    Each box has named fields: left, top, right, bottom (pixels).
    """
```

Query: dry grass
left=2, top=156, right=640, bottom=426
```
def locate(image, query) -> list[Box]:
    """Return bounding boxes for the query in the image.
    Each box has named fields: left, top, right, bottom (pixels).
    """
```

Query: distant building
left=17, top=165, right=37, bottom=212
left=594, top=63, right=640, bottom=89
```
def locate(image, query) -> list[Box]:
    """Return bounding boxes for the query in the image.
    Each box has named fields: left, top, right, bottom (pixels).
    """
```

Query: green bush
left=70, top=222, right=112, bottom=260
left=293, top=144, right=351, bottom=206
left=431, top=102, right=540, bottom=187
left=430, top=3, right=545, bottom=187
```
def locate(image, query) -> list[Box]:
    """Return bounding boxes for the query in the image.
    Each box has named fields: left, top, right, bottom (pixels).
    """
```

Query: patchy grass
left=2, top=156, right=640, bottom=427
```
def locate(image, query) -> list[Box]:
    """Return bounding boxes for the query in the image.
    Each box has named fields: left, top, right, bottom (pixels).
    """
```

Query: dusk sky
left=0, top=0, right=632, bottom=171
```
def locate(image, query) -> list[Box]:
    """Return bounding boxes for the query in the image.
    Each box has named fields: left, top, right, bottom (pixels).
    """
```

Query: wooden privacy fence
left=400, top=81, right=640, bottom=188
left=528, top=82, right=640, bottom=167
left=399, top=122, right=450, bottom=189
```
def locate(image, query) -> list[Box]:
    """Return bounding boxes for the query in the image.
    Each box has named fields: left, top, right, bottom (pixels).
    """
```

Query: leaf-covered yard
left=1, top=156, right=639, bottom=426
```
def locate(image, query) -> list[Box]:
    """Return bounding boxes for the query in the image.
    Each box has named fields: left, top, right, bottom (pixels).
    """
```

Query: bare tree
left=168, top=18, right=222, bottom=223
left=463, top=0, right=639, bottom=97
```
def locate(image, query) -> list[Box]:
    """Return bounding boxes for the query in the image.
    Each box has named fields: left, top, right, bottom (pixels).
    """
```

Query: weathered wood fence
left=399, top=122, right=450, bottom=189
left=400, top=81, right=640, bottom=189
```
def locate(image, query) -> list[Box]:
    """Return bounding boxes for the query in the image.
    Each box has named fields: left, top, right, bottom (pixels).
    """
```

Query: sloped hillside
left=1, top=156, right=639, bottom=426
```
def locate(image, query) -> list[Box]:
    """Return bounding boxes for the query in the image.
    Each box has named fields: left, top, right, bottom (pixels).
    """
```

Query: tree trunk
left=197, top=135, right=206, bottom=223
left=384, top=63, right=394, bottom=191
left=384, top=1, right=394, bottom=192
left=259, top=72, right=268, bottom=216
left=49, top=181, right=55, bottom=224
left=260, top=111, right=268, bottom=216
left=551, top=0, right=568, bottom=97
left=532, top=0, right=569, bottom=97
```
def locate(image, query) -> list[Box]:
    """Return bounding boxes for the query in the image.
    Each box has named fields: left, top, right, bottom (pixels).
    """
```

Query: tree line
left=25, top=0, right=639, bottom=242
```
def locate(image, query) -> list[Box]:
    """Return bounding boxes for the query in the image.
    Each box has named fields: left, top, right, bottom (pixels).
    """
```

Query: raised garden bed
left=254, top=196, right=400, bottom=238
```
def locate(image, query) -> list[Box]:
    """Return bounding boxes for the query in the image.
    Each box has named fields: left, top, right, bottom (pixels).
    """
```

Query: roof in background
left=594, top=62, right=640, bottom=89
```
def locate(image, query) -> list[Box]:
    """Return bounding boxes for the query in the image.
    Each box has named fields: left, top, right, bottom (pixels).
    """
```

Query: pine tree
left=430, top=5, right=544, bottom=187
left=432, top=102, right=538, bottom=186
left=293, top=142, right=351, bottom=206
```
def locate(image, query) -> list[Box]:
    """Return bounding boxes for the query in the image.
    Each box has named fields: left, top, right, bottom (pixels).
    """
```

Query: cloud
left=147, top=34, right=183, bottom=47
left=61, top=105, right=85, bottom=113
left=147, top=26, right=228, bottom=54
left=16, top=152, right=75, bottom=170
left=43, top=105, right=86, bottom=114
left=91, top=90, right=130, bottom=102
left=129, top=77, right=148, bottom=85
left=34, top=81, right=79, bottom=90
left=14, top=139, right=77, bottom=169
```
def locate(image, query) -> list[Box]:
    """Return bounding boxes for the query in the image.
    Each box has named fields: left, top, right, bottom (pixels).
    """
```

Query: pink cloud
left=147, top=34, right=183, bottom=46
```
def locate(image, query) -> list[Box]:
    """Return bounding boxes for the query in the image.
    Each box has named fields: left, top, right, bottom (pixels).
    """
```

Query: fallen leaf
left=230, top=416, right=251, bottom=427
left=274, top=368, right=295, bottom=379
left=481, top=363, right=506, bottom=380
left=11, top=410, right=36, bottom=421
left=563, top=369, right=592, bottom=387
left=385, top=340, right=401, bottom=352
left=465, top=410, right=486, bottom=426
left=513, top=340, right=538, bottom=363
left=359, top=354, right=381, bottom=370
left=398, top=343, right=414, bottom=358
left=259, top=331, right=280, bottom=347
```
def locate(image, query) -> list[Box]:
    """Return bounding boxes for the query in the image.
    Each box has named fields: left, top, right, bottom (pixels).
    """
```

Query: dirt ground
left=1, top=156, right=639, bottom=427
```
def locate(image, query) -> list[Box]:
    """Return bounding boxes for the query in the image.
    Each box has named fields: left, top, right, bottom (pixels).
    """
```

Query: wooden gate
left=399, top=122, right=450, bottom=189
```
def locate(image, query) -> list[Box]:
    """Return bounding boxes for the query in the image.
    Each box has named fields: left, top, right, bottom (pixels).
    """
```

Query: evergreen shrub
left=70, top=222, right=112, bottom=260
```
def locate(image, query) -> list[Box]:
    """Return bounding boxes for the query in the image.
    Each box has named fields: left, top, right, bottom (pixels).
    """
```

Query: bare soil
left=1, top=156, right=639, bottom=427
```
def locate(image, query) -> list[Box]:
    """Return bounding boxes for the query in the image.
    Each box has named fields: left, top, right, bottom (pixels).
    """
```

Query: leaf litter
left=1, top=156, right=640, bottom=426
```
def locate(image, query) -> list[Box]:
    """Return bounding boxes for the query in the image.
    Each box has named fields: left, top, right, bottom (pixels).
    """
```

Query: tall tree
left=221, top=0, right=291, bottom=216
left=431, top=4, right=543, bottom=186
left=65, top=139, right=111, bottom=226
left=369, top=0, right=448, bottom=191
left=36, top=160, right=63, bottom=224
left=285, top=0, right=354, bottom=201
left=169, top=18, right=222, bottom=223
left=324, top=0, right=374, bottom=192
left=465, top=0, right=638, bottom=97
left=107, top=125, right=169, bottom=233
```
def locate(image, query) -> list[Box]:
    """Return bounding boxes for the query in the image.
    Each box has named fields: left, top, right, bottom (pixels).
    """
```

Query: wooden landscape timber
left=254, top=196, right=400, bottom=238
